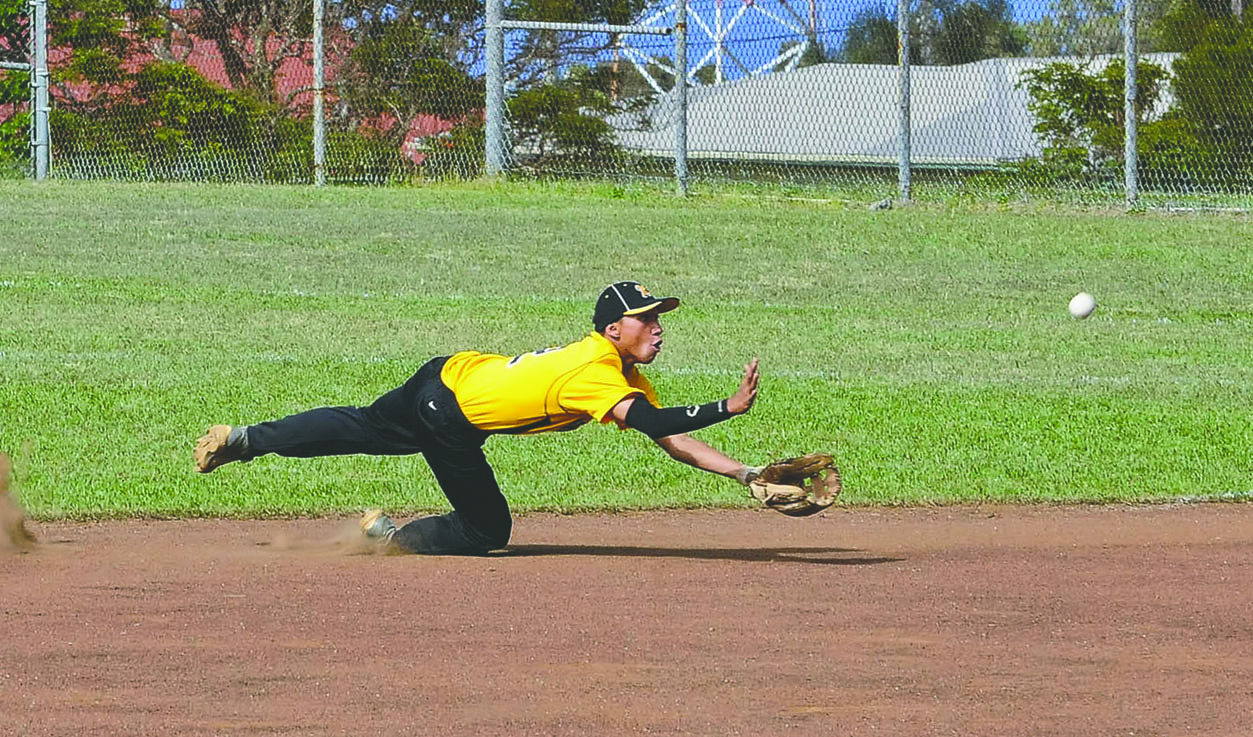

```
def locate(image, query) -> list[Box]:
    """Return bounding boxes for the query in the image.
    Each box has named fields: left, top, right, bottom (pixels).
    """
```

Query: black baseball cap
left=593, top=281, right=681, bottom=332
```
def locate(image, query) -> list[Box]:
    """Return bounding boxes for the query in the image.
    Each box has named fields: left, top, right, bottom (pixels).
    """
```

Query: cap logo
left=595, top=281, right=677, bottom=330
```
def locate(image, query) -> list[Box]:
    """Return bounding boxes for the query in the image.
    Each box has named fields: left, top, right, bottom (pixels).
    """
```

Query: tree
left=933, top=0, right=1025, bottom=64
left=774, top=36, right=831, bottom=72
left=1156, top=0, right=1244, bottom=52
left=337, top=0, right=651, bottom=172
left=172, top=0, right=314, bottom=106
left=0, top=0, right=28, bottom=167
left=837, top=5, right=909, bottom=65
left=123, top=61, right=278, bottom=156
left=693, top=63, right=717, bottom=86
left=25, top=0, right=408, bottom=181
left=1025, top=0, right=1119, bottom=56
left=335, top=14, right=483, bottom=128
left=1024, top=0, right=1173, bottom=57
left=338, top=0, right=483, bottom=70
left=1, top=0, right=26, bottom=63
left=0, top=0, right=27, bottom=96
left=1121, top=0, right=1253, bottom=187
left=1160, top=12, right=1253, bottom=182
left=589, top=55, right=674, bottom=99
left=506, top=71, right=619, bottom=167
left=835, top=0, right=1025, bottom=66
left=506, top=0, right=652, bottom=86
left=42, top=0, right=165, bottom=113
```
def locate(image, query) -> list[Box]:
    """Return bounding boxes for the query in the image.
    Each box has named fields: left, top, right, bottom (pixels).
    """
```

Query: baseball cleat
left=193, top=425, right=246, bottom=473
left=359, top=509, right=397, bottom=545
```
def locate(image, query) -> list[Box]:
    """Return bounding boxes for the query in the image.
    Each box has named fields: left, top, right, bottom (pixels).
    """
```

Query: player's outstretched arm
left=609, top=357, right=762, bottom=441
left=653, top=433, right=748, bottom=480
left=608, top=358, right=762, bottom=483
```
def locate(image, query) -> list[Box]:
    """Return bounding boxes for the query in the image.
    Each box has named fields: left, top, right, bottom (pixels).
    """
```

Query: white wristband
left=734, top=465, right=763, bottom=486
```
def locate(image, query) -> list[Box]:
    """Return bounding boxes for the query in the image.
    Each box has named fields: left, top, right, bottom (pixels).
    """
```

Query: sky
left=520, top=0, right=1068, bottom=83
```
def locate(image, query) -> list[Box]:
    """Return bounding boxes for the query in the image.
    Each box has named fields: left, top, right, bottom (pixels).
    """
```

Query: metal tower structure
left=617, top=0, right=819, bottom=93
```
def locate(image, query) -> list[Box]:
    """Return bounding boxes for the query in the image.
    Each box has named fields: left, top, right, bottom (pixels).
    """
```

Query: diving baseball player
left=194, top=281, right=761, bottom=555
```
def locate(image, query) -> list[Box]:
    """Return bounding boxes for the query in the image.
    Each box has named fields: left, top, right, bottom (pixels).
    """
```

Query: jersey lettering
left=440, top=333, right=659, bottom=434
left=506, top=346, right=564, bottom=367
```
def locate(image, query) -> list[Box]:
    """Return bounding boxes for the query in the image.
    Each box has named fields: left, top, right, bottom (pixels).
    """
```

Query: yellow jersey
left=440, top=332, right=660, bottom=434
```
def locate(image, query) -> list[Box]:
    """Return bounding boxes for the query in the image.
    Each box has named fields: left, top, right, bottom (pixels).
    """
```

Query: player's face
left=613, top=311, right=665, bottom=366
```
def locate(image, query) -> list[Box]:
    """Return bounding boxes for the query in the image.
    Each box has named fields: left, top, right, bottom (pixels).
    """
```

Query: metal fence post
left=313, top=0, right=326, bottom=186
left=674, top=0, right=688, bottom=196
left=1124, top=0, right=1138, bottom=210
left=485, top=0, right=506, bottom=177
left=31, top=0, right=49, bottom=181
left=896, top=0, right=910, bottom=203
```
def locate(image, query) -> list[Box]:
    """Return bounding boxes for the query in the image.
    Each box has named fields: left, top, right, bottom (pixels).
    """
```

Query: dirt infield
left=2, top=504, right=1251, bottom=736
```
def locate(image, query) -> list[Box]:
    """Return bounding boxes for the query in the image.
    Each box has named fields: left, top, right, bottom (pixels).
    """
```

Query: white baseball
left=1069, top=292, right=1096, bottom=319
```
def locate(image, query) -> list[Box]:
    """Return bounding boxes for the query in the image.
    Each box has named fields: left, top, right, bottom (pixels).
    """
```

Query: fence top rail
left=500, top=19, right=672, bottom=35
left=0, top=61, right=30, bottom=70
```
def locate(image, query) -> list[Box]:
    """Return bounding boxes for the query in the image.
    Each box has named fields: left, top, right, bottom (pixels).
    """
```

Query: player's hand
left=727, top=358, right=760, bottom=415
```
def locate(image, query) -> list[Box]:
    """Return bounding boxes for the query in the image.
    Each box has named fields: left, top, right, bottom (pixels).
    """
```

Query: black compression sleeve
left=624, top=398, right=734, bottom=439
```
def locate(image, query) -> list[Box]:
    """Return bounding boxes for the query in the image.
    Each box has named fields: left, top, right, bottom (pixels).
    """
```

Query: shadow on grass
left=498, top=544, right=901, bottom=565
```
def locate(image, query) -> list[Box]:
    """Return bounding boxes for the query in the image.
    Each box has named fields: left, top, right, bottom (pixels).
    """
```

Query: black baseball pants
left=243, top=357, right=511, bottom=555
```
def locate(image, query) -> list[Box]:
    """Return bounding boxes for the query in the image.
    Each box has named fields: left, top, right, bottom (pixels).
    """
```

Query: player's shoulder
left=533, top=334, right=627, bottom=385
left=574, top=332, right=626, bottom=367
left=496, top=333, right=625, bottom=379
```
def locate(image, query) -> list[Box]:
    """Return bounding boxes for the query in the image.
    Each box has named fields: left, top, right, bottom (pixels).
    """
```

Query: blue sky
left=522, top=0, right=1064, bottom=83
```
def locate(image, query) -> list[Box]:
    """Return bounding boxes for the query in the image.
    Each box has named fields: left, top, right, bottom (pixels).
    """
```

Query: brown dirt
left=2, top=504, right=1251, bottom=736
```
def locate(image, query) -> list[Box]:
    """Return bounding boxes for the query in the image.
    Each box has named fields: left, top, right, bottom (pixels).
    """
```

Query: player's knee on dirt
left=394, top=511, right=511, bottom=555
left=462, top=508, right=512, bottom=552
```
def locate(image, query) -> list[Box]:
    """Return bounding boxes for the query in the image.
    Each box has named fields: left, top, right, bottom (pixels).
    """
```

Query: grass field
left=1, top=179, right=1251, bottom=519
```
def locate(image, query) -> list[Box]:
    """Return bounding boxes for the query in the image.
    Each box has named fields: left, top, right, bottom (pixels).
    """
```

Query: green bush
left=0, top=110, right=27, bottom=168
left=49, top=61, right=290, bottom=180
left=324, top=127, right=418, bottom=184
left=0, top=64, right=29, bottom=170
left=1135, top=113, right=1220, bottom=190
left=1017, top=59, right=1172, bottom=184
left=503, top=68, right=634, bottom=175
left=418, top=120, right=485, bottom=180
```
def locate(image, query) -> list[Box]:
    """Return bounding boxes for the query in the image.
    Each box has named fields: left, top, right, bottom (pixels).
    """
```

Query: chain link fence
left=492, top=0, right=1253, bottom=207
left=0, top=0, right=32, bottom=178
left=5, top=0, right=1253, bottom=206
left=37, top=2, right=321, bottom=181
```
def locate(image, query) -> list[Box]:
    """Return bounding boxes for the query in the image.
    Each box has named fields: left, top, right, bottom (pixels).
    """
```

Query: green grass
left=2, top=179, right=1251, bottom=519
